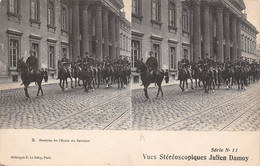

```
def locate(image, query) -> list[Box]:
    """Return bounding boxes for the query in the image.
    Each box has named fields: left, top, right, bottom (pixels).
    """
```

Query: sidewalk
left=0, top=79, right=60, bottom=91
left=131, top=78, right=180, bottom=90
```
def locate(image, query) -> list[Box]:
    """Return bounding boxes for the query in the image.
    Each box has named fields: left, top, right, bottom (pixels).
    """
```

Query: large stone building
left=131, top=0, right=259, bottom=82
left=0, top=0, right=129, bottom=83
left=240, top=14, right=259, bottom=62
left=119, top=11, right=131, bottom=59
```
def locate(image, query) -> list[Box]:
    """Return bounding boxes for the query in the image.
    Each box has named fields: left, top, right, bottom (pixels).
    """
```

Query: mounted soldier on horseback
left=17, top=50, right=44, bottom=98
left=136, top=51, right=164, bottom=99
left=26, top=50, right=39, bottom=75
left=57, top=53, right=73, bottom=91
left=178, top=53, right=193, bottom=92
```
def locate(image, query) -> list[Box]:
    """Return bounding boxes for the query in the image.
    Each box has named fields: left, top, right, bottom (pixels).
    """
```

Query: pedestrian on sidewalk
left=44, top=69, right=48, bottom=82
left=165, top=69, right=169, bottom=84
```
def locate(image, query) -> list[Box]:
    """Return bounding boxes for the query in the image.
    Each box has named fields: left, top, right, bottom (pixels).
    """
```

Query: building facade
left=119, top=12, right=131, bottom=59
left=131, top=0, right=259, bottom=82
left=0, top=0, right=128, bottom=82
left=240, top=15, right=259, bottom=62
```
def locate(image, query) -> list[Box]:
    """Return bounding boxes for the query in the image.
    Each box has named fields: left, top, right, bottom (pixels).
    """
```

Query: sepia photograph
left=0, top=0, right=132, bottom=130
left=131, top=0, right=260, bottom=131
left=0, top=0, right=259, bottom=165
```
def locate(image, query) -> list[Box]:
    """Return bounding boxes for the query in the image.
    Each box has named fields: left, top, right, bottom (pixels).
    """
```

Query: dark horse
left=57, top=60, right=74, bottom=91
left=178, top=62, right=194, bottom=92
left=71, top=62, right=82, bottom=87
left=17, top=58, right=44, bottom=98
left=233, top=65, right=247, bottom=90
left=136, top=59, right=164, bottom=99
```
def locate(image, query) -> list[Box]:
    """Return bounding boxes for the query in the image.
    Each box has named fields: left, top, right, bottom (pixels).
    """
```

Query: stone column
left=103, top=8, right=109, bottom=61
left=209, top=7, right=214, bottom=58
left=216, top=6, right=224, bottom=62
left=224, top=10, right=230, bottom=60
left=203, top=2, right=210, bottom=58
left=95, top=5, right=102, bottom=60
left=237, top=18, right=241, bottom=59
left=110, top=13, right=116, bottom=60
left=231, top=16, right=237, bottom=61
left=82, top=4, right=89, bottom=59
left=115, top=16, right=120, bottom=59
left=193, top=1, right=201, bottom=62
left=72, top=0, right=80, bottom=62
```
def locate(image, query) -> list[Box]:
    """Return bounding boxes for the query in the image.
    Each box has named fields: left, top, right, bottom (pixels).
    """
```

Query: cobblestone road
left=0, top=83, right=131, bottom=130
left=132, top=82, right=260, bottom=131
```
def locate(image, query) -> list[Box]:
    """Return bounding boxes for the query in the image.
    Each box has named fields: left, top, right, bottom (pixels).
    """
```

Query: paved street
left=132, top=82, right=260, bottom=131
left=0, top=83, right=131, bottom=130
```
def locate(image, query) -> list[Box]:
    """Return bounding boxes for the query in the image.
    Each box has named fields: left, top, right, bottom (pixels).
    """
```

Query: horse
left=81, top=63, right=94, bottom=92
left=178, top=62, right=194, bottom=92
left=57, top=61, right=74, bottom=91
left=200, top=64, right=213, bottom=93
left=233, top=65, right=247, bottom=90
left=102, top=64, right=114, bottom=88
left=213, top=65, right=222, bottom=89
left=136, top=59, right=164, bottom=99
left=191, top=64, right=203, bottom=89
left=71, top=62, right=82, bottom=88
left=114, top=65, right=128, bottom=88
left=222, top=65, right=234, bottom=89
left=17, top=58, right=44, bottom=98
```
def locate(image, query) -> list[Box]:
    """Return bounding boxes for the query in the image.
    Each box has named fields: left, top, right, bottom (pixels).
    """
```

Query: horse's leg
left=37, top=83, right=40, bottom=96
left=182, top=79, right=185, bottom=92
left=24, top=83, right=30, bottom=98
left=160, top=84, right=163, bottom=96
left=118, top=77, right=120, bottom=88
left=203, top=80, right=208, bottom=93
left=186, top=79, right=188, bottom=91
left=179, top=80, right=183, bottom=91
left=144, top=84, right=150, bottom=99
left=190, top=77, right=194, bottom=90
left=70, top=77, right=74, bottom=88
left=60, top=79, right=64, bottom=91
left=156, top=81, right=160, bottom=98
left=237, top=77, right=240, bottom=90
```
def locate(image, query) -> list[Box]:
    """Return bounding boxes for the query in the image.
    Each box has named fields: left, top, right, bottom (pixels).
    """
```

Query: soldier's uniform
left=61, top=56, right=69, bottom=63
left=203, top=57, right=212, bottom=67
left=197, top=58, right=203, bottom=68
left=236, top=57, right=245, bottom=67
left=76, top=56, right=83, bottom=64
left=26, top=52, right=38, bottom=73
left=146, top=56, right=158, bottom=71
left=224, top=58, right=232, bottom=68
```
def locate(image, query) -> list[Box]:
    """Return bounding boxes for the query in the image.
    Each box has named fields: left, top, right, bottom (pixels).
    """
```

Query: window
left=151, top=0, right=160, bottom=22
left=244, top=37, right=247, bottom=52
left=9, top=0, right=19, bottom=14
left=48, top=1, right=55, bottom=26
left=49, top=46, right=55, bottom=68
left=169, top=1, right=176, bottom=27
left=123, top=36, right=126, bottom=51
left=9, top=39, right=19, bottom=68
left=62, top=47, right=67, bottom=57
left=120, top=34, right=123, bottom=50
left=61, top=6, right=68, bottom=30
left=183, top=48, right=188, bottom=58
left=153, top=44, right=160, bottom=68
left=182, top=7, right=189, bottom=32
left=131, top=40, right=140, bottom=67
left=31, top=0, right=39, bottom=20
left=241, top=35, right=244, bottom=51
left=169, top=47, right=176, bottom=69
left=31, top=43, right=39, bottom=58
left=132, top=0, right=139, bottom=15
left=126, top=37, right=129, bottom=52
